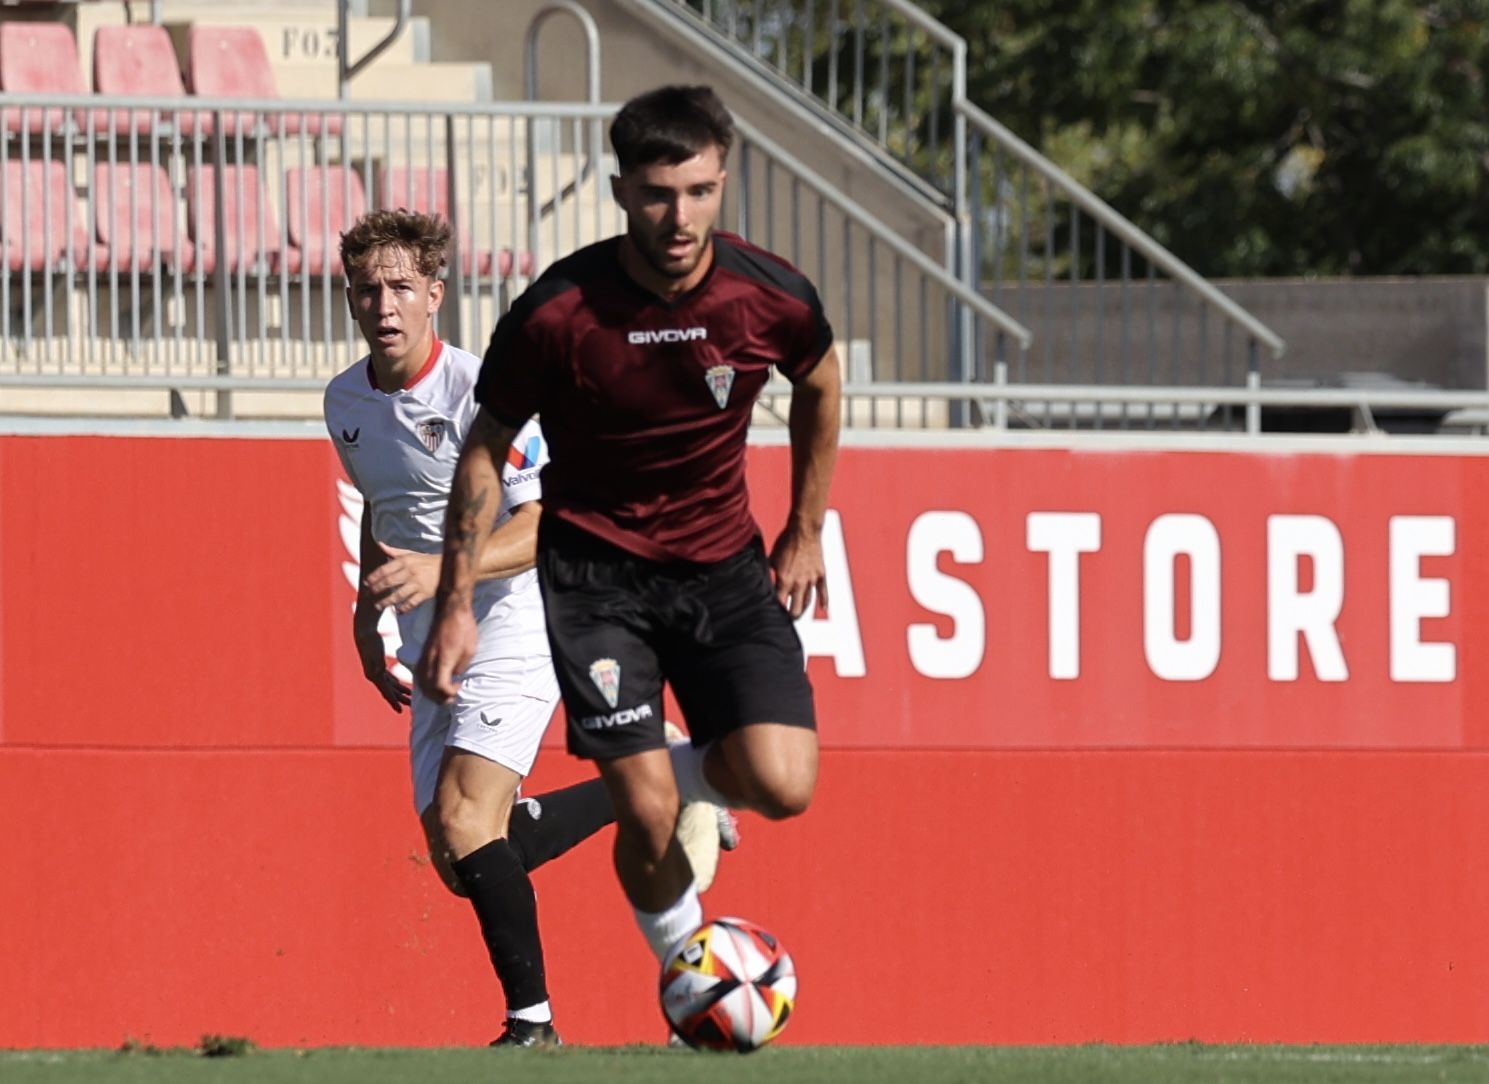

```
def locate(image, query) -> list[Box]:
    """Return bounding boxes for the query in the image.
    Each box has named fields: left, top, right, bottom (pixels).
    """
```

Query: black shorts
left=537, top=517, right=816, bottom=760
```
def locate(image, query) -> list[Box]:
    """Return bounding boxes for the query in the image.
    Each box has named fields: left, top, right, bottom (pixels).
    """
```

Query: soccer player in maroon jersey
left=418, top=85, right=841, bottom=970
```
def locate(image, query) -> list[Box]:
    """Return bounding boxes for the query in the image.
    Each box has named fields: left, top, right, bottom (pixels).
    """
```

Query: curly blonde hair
left=340, top=209, right=451, bottom=280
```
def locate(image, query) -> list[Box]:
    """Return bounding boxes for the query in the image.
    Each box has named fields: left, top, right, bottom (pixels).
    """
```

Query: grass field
left=6, top=1044, right=1489, bottom=1084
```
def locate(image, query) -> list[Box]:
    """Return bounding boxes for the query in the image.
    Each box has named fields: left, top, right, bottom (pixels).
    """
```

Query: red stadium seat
left=0, top=22, right=84, bottom=135
left=89, top=161, right=191, bottom=272
left=496, top=248, right=536, bottom=278
left=185, top=26, right=341, bottom=138
left=2, top=158, right=90, bottom=272
left=284, top=165, right=367, bottom=277
left=92, top=25, right=202, bottom=137
left=187, top=164, right=297, bottom=274
left=376, top=165, right=495, bottom=276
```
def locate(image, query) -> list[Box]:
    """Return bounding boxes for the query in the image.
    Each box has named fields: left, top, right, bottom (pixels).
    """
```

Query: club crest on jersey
left=705, top=364, right=735, bottom=409
left=415, top=418, right=446, bottom=453
left=588, top=657, right=621, bottom=709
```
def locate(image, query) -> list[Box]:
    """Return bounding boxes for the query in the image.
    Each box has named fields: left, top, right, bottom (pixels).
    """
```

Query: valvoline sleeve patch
left=501, top=418, right=549, bottom=506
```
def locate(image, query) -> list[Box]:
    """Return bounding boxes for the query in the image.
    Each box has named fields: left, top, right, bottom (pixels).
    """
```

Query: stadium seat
left=2, top=158, right=90, bottom=272
left=284, top=165, right=367, bottom=277
left=92, top=25, right=202, bottom=137
left=90, top=161, right=191, bottom=272
left=0, top=22, right=85, bottom=135
left=186, top=164, right=297, bottom=275
left=376, top=166, right=496, bottom=276
left=185, top=26, right=342, bottom=138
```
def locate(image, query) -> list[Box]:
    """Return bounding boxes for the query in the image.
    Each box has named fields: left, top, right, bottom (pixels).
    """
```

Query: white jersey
left=324, top=339, right=548, bottom=670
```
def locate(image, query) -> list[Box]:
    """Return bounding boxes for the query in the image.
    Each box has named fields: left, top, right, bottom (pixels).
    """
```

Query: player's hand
left=365, top=544, right=440, bottom=614
left=417, top=603, right=478, bottom=704
left=354, top=621, right=412, bottom=713
left=768, top=524, right=829, bottom=620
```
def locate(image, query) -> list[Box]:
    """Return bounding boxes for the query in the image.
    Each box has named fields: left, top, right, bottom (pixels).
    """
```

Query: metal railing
left=0, top=90, right=1029, bottom=424
left=741, top=376, right=1489, bottom=434
left=964, top=102, right=1286, bottom=414
left=728, top=113, right=1027, bottom=427
left=657, top=0, right=964, bottom=202
left=0, top=94, right=622, bottom=415
left=641, top=0, right=1291, bottom=418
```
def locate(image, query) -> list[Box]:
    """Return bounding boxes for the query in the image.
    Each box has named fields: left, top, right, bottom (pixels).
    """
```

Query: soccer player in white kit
left=325, top=210, right=616, bottom=1047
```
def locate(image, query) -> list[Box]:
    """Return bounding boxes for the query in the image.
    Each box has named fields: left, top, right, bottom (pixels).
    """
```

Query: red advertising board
left=771, top=445, right=1489, bottom=750
left=3, top=433, right=1489, bottom=1047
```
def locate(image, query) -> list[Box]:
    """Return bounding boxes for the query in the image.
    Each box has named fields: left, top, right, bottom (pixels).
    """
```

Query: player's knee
left=431, top=853, right=469, bottom=898
left=744, top=758, right=815, bottom=819
left=613, top=788, right=681, bottom=861
left=437, top=792, right=501, bottom=855
left=754, top=775, right=813, bottom=820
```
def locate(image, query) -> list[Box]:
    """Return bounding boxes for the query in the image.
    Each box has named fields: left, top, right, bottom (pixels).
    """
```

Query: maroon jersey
left=475, top=232, right=833, bottom=563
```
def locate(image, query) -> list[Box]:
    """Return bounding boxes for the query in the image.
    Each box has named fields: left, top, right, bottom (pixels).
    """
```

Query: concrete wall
left=1223, top=277, right=1489, bottom=389
left=986, top=277, right=1489, bottom=391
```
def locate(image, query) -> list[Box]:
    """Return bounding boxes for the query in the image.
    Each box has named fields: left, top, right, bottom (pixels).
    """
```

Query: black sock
left=451, top=839, right=548, bottom=1013
left=507, top=777, right=616, bottom=873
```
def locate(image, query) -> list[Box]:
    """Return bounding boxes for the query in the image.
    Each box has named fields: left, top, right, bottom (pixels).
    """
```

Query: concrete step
left=273, top=61, right=491, bottom=103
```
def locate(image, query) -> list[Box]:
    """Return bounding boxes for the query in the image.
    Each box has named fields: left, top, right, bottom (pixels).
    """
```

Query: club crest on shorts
left=415, top=418, right=446, bottom=453
left=588, top=657, right=621, bottom=709
left=704, top=364, right=735, bottom=409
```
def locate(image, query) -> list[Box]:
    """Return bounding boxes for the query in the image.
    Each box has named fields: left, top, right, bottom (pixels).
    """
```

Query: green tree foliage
left=927, top=0, right=1489, bottom=276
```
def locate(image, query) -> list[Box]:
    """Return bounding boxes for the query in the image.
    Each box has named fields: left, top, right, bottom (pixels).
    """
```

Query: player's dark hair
left=609, top=85, right=734, bottom=172
left=340, top=209, right=450, bottom=281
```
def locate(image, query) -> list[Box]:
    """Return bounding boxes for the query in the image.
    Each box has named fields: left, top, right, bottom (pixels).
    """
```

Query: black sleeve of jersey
left=712, top=236, right=834, bottom=383
left=785, top=279, right=834, bottom=385
left=476, top=249, right=600, bottom=426
left=475, top=292, right=546, bottom=429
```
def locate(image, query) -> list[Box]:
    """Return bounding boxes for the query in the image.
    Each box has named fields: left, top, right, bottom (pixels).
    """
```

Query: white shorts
left=408, top=652, right=561, bottom=815
left=400, top=578, right=558, bottom=814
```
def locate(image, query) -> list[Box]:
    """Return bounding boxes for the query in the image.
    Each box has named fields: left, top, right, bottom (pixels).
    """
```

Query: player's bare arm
left=354, top=504, right=413, bottom=713
left=364, top=500, right=542, bottom=614
left=416, top=407, right=522, bottom=702
left=769, top=346, right=842, bottom=619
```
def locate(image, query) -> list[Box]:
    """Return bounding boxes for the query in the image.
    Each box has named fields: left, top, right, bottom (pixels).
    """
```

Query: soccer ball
left=659, top=917, right=796, bottom=1052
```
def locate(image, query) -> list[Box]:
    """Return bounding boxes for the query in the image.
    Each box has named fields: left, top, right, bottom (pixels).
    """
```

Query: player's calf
left=435, top=751, right=523, bottom=858
left=418, top=805, right=469, bottom=897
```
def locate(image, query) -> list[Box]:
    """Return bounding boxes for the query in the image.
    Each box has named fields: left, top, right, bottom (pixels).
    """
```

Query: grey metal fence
left=658, top=0, right=963, bottom=204
left=0, top=91, right=1029, bottom=424
left=640, top=0, right=1291, bottom=427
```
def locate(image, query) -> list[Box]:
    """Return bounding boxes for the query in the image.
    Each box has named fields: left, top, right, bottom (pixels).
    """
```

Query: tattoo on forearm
left=451, top=487, right=490, bottom=567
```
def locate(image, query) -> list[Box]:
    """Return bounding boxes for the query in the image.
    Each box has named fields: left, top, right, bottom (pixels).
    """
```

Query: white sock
left=507, top=999, right=552, bottom=1023
left=634, top=882, right=703, bottom=962
left=668, top=739, right=732, bottom=808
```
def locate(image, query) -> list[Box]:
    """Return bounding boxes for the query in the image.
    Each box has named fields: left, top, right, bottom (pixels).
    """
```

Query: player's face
left=613, top=146, right=727, bottom=290
left=346, top=246, right=444, bottom=367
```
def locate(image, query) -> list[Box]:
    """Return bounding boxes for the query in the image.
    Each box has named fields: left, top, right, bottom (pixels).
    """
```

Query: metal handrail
left=0, top=91, right=615, bottom=119
left=338, top=0, right=412, bottom=97
left=524, top=1, right=602, bottom=103
left=959, top=101, right=1286, bottom=360
left=6, top=374, right=1483, bottom=415
left=523, top=3, right=605, bottom=262
left=733, top=114, right=1031, bottom=349
left=639, top=0, right=1288, bottom=370
left=829, top=383, right=1489, bottom=410
left=616, top=0, right=946, bottom=208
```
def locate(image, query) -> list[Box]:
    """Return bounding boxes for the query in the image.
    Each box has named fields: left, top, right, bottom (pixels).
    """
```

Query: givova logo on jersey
left=628, top=327, right=706, bottom=345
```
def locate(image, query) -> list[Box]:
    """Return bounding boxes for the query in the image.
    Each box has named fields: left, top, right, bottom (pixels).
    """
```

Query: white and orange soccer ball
left=659, top=917, right=797, bottom=1053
